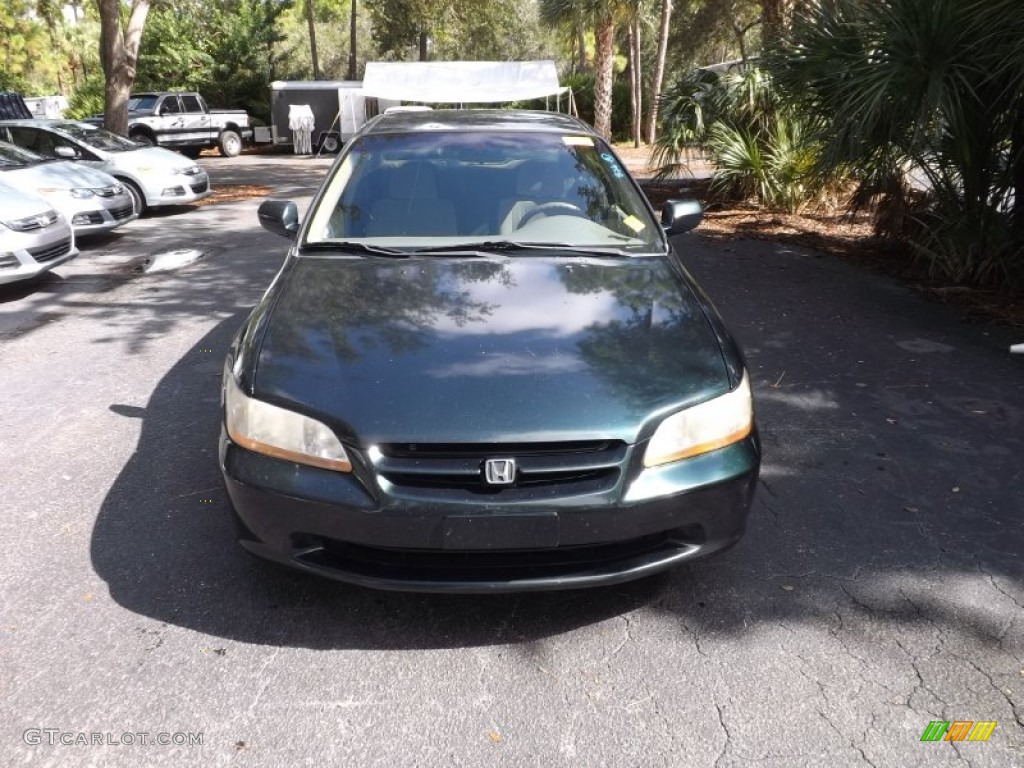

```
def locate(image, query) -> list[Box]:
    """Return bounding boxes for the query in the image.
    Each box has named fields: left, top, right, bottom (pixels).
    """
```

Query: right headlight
left=643, top=371, right=753, bottom=467
left=224, top=373, right=352, bottom=472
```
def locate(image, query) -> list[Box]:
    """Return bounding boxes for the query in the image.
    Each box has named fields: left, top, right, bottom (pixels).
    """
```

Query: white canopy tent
left=361, top=60, right=569, bottom=106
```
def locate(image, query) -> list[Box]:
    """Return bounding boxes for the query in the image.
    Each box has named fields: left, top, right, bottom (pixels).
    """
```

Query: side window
left=7, top=127, right=49, bottom=154
left=181, top=95, right=202, bottom=114
left=160, top=97, right=181, bottom=115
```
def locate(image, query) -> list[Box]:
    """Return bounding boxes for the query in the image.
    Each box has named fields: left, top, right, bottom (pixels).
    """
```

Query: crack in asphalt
left=713, top=701, right=731, bottom=768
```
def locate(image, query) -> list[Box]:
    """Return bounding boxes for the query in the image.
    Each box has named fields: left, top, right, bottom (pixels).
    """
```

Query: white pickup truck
left=113, top=92, right=253, bottom=158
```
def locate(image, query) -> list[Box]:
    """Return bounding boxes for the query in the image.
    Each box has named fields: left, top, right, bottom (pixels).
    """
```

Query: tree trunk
left=98, top=0, right=150, bottom=136
left=645, top=0, right=672, bottom=144
left=419, top=31, right=428, bottom=61
left=306, top=0, right=320, bottom=78
left=629, top=19, right=641, bottom=147
left=592, top=16, right=615, bottom=140
left=1012, top=101, right=1024, bottom=243
left=577, top=26, right=587, bottom=72
left=348, top=0, right=357, bottom=80
left=733, top=21, right=749, bottom=64
left=762, top=0, right=784, bottom=48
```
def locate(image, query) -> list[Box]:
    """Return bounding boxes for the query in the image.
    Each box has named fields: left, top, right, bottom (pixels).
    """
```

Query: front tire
left=218, top=130, right=242, bottom=157
left=121, top=179, right=146, bottom=216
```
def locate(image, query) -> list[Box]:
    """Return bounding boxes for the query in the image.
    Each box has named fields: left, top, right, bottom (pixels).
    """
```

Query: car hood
left=0, top=179, right=56, bottom=218
left=104, top=146, right=199, bottom=173
left=253, top=255, right=730, bottom=445
left=2, top=161, right=117, bottom=190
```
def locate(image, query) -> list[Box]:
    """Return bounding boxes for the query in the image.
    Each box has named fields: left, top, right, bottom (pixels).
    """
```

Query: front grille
left=111, top=203, right=135, bottom=220
left=301, top=528, right=696, bottom=582
left=190, top=180, right=209, bottom=193
left=374, top=440, right=626, bottom=499
left=28, top=237, right=71, bottom=263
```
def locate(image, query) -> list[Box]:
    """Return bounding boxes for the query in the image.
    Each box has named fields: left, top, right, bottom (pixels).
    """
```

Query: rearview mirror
left=662, top=199, right=703, bottom=235
left=54, top=146, right=78, bottom=159
left=258, top=199, right=299, bottom=239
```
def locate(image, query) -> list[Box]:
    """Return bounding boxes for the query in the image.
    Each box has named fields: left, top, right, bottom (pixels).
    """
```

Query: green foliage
left=665, top=0, right=761, bottom=80
left=1, top=0, right=61, bottom=95
left=558, top=71, right=631, bottom=140
left=365, top=0, right=554, bottom=62
left=653, top=66, right=826, bottom=213
left=773, top=0, right=1024, bottom=288
left=135, top=0, right=293, bottom=122
left=64, top=73, right=105, bottom=119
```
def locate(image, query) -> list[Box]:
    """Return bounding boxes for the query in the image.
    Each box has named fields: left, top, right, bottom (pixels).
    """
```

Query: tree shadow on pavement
left=89, top=231, right=1024, bottom=688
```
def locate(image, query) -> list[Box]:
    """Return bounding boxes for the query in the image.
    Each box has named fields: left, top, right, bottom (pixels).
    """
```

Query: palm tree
left=644, top=0, right=672, bottom=143
left=540, top=0, right=630, bottom=139
left=775, top=0, right=1024, bottom=286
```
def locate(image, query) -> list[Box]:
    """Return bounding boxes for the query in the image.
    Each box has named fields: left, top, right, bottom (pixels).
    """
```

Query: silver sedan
left=0, top=180, right=78, bottom=285
left=0, top=141, right=136, bottom=235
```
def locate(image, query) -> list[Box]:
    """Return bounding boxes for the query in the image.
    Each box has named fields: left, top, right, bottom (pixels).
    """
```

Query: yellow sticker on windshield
left=563, top=136, right=595, bottom=146
left=622, top=215, right=645, bottom=232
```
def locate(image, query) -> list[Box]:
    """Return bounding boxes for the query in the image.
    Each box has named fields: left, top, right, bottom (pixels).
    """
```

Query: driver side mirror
left=54, top=145, right=78, bottom=160
left=258, top=199, right=299, bottom=239
left=662, top=199, right=703, bottom=235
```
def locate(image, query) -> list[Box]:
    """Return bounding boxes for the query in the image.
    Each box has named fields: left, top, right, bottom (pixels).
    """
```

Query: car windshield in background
left=53, top=123, right=141, bottom=152
left=305, top=131, right=664, bottom=253
left=127, top=95, right=159, bottom=112
left=0, top=141, right=46, bottom=169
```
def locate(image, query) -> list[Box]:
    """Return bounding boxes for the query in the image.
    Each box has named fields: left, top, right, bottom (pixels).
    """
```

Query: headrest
left=389, top=162, right=438, bottom=198
left=515, top=160, right=566, bottom=198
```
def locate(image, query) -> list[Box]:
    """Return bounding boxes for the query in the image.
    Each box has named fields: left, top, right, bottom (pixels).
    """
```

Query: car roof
left=363, top=109, right=598, bottom=137
left=0, top=118, right=77, bottom=129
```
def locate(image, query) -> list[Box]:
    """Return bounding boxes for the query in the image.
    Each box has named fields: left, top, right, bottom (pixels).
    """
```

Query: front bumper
left=0, top=241, right=79, bottom=285
left=144, top=173, right=211, bottom=207
left=64, top=195, right=138, bottom=234
left=220, top=432, right=760, bottom=593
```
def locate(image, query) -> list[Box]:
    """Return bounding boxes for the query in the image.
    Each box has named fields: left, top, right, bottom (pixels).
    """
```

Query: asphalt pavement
left=1, top=152, right=1022, bottom=767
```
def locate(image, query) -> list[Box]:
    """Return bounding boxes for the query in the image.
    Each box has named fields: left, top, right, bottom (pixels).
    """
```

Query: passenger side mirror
left=54, top=145, right=78, bottom=159
left=258, top=200, right=299, bottom=239
left=662, top=199, right=703, bottom=235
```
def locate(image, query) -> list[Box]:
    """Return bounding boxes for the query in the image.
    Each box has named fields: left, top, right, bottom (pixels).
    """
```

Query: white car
left=0, top=180, right=78, bottom=285
left=0, top=119, right=211, bottom=214
left=0, top=140, right=136, bottom=235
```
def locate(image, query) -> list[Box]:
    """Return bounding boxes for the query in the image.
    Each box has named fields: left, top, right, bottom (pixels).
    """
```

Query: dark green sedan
left=220, top=109, right=759, bottom=592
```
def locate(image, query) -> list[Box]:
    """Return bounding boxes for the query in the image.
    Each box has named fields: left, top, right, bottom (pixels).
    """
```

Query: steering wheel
left=519, top=202, right=586, bottom=226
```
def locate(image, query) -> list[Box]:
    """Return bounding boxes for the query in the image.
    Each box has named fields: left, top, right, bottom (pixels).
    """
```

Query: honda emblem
left=483, top=458, right=516, bottom=485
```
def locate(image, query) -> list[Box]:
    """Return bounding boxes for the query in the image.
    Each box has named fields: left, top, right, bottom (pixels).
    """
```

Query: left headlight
left=643, top=371, right=753, bottom=467
left=38, top=187, right=95, bottom=199
left=224, top=373, right=352, bottom=472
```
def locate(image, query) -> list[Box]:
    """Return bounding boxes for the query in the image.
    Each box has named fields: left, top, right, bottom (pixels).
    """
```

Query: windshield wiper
left=410, top=241, right=638, bottom=257
left=302, top=241, right=408, bottom=257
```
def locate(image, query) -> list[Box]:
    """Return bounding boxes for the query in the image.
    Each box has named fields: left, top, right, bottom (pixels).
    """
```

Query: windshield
left=305, top=130, right=664, bottom=253
left=53, top=122, right=141, bottom=152
left=128, top=95, right=159, bottom=112
left=0, top=141, right=45, bottom=169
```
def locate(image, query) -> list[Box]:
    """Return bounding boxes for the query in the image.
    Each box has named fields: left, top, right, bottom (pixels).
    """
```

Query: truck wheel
left=130, top=132, right=155, bottom=147
left=321, top=134, right=341, bottom=154
left=218, top=130, right=242, bottom=157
